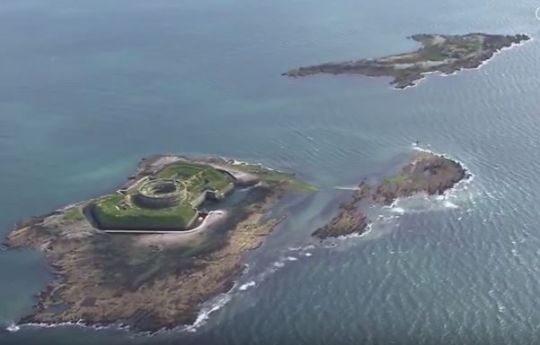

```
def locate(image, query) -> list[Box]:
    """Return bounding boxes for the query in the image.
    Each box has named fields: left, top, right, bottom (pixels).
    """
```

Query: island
left=313, top=152, right=469, bottom=239
left=2, top=151, right=471, bottom=329
left=283, top=33, right=530, bottom=89
left=4, top=155, right=315, bottom=332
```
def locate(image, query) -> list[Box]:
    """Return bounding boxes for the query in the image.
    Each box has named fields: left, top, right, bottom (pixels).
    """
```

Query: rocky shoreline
left=313, top=152, right=470, bottom=239
left=284, top=33, right=530, bottom=89
left=4, top=155, right=312, bottom=332
left=312, top=182, right=370, bottom=239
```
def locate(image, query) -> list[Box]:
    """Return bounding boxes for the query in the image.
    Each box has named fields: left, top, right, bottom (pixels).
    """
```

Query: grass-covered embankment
left=92, top=194, right=197, bottom=230
left=230, top=164, right=317, bottom=192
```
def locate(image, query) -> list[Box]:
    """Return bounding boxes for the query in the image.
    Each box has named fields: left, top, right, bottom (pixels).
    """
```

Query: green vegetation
left=157, top=162, right=231, bottom=194
left=384, top=175, right=406, bottom=185
left=157, top=162, right=206, bottom=179
left=93, top=193, right=197, bottom=230
left=92, top=160, right=313, bottom=231
left=62, top=207, right=85, bottom=223
left=464, top=38, right=482, bottom=53
left=230, top=164, right=317, bottom=192
left=92, top=162, right=236, bottom=230
left=420, top=47, right=446, bottom=61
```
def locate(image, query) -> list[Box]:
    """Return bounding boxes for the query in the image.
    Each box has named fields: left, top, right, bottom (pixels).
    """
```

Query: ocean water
left=1, top=0, right=540, bottom=344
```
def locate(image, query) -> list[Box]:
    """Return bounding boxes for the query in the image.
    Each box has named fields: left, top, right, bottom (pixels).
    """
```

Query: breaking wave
left=185, top=293, right=232, bottom=332
left=6, top=323, right=19, bottom=332
left=6, top=319, right=130, bottom=334
left=238, top=281, right=256, bottom=291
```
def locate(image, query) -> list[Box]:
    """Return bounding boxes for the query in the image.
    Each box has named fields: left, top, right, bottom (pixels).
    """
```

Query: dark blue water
left=2, top=0, right=540, bottom=344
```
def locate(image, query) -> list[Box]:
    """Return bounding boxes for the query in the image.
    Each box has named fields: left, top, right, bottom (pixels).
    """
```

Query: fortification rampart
left=190, top=182, right=235, bottom=208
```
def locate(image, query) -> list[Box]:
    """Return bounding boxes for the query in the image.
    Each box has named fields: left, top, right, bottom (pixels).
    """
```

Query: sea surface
left=1, top=0, right=540, bottom=344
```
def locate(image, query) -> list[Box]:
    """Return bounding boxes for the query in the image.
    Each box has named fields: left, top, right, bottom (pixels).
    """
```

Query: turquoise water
left=2, top=0, right=540, bottom=343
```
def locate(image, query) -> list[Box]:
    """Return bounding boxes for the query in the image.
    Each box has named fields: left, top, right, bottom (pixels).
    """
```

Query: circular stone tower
left=134, top=179, right=184, bottom=209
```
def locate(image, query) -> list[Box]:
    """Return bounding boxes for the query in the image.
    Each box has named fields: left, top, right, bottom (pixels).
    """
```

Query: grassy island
left=284, top=33, right=530, bottom=89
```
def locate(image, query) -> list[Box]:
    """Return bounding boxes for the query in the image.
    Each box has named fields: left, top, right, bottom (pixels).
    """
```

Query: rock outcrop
left=313, top=152, right=469, bottom=239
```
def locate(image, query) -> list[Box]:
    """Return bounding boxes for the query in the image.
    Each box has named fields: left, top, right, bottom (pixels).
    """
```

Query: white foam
left=21, top=321, right=82, bottom=329
left=381, top=198, right=399, bottom=210
left=238, top=281, right=256, bottom=291
left=445, top=35, right=534, bottom=75
left=331, top=223, right=374, bottom=241
left=230, top=159, right=250, bottom=166
left=11, top=289, right=235, bottom=335
left=273, top=261, right=285, bottom=268
left=183, top=247, right=314, bottom=332
left=229, top=159, right=281, bottom=173
left=390, top=207, right=405, bottom=214
left=374, top=157, right=473, bottom=216
left=185, top=293, right=232, bottom=332
left=384, top=193, right=463, bottom=215
left=288, top=244, right=315, bottom=252
left=6, top=323, right=19, bottom=332
left=252, top=248, right=314, bottom=286
left=411, top=145, right=434, bottom=154
left=358, top=223, right=374, bottom=238
left=12, top=319, right=126, bottom=332
left=334, top=186, right=362, bottom=191
left=412, top=145, right=475, bottom=190
left=443, top=201, right=459, bottom=209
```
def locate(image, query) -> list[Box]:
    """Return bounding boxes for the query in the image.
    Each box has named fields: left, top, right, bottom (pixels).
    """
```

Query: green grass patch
left=261, top=172, right=317, bottom=192
left=157, top=162, right=205, bottom=179
left=157, top=162, right=231, bottom=193
left=93, top=193, right=197, bottom=230
left=384, top=175, right=406, bottom=185
left=419, top=47, right=446, bottom=61
left=92, top=162, right=235, bottom=230
left=229, top=164, right=317, bottom=192
left=463, top=38, right=482, bottom=53
left=62, top=207, right=85, bottom=223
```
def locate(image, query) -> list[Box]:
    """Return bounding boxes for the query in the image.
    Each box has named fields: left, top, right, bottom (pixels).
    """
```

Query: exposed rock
left=373, top=152, right=469, bottom=204
left=313, top=182, right=370, bottom=239
left=313, top=152, right=469, bottom=239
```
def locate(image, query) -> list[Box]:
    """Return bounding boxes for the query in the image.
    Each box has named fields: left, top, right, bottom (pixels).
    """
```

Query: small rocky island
left=284, top=33, right=530, bottom=89
left=4, top=155, right=314, bottom=332
left=313, top=152, right=469, bottom=239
